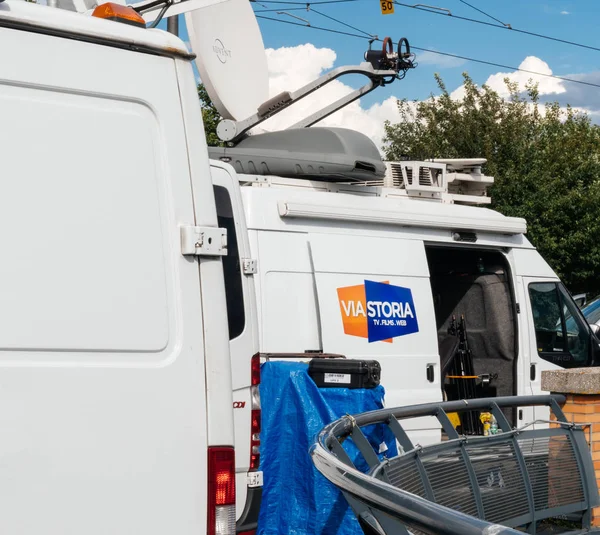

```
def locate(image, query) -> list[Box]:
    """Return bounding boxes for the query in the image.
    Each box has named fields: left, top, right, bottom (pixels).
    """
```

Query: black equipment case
left=308, top=358, right=381, bottom=389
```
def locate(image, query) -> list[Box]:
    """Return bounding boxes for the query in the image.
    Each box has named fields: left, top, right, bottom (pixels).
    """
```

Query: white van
left=0, top=2, right=236, bottom=534
left=210, top=132, right=600, bottom=532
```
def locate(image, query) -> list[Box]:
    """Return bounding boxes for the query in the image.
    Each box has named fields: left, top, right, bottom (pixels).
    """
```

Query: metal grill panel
left=420, top=449, right=479, bottom=518
left=312, top=395, right=597, bottom=535
left=385, top=456, right=427, bottom=498
left=465, top=443, right=530, bottom=523
left=519, top=435, right=585, bottom=511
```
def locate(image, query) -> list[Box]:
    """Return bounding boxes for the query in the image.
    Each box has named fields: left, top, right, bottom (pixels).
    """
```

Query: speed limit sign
left=379, top=0, right=394, bottom=14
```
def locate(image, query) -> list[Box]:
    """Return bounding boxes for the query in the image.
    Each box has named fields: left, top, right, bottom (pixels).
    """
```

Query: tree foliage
left=198, top=83, right=222, bottom=147
left=383, top=74, right=600, bottom=295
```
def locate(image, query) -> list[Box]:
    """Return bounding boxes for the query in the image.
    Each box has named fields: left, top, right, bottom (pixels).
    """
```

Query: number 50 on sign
left=380, top=0, right=394, bottom=14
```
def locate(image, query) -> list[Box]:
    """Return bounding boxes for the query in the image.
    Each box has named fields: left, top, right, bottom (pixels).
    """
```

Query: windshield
left=534, top=282, right=590, bottom=366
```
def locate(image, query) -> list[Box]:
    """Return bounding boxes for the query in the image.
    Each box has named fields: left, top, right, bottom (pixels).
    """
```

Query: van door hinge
left=242, top=258, right=257, bottom=274
left=516, top=303, right=521, bottom=314
left=180, top=225, right=227, bottom=256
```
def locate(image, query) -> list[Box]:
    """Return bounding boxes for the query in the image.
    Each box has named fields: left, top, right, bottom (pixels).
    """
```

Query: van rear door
left=0, top=25, right=215, bottom=534
left=309, top=234, right=441, bottom=446
left=211, top=163, right=262, bottom=532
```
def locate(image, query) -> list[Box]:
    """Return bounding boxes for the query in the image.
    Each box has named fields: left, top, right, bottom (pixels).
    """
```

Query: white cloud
left=484, top=56, right=566, bottom=97
left=561, top=10, right=570, bottom=15
left=416, top=50, right=466, bottom=69
left=250, top=45, right=600, bottom=152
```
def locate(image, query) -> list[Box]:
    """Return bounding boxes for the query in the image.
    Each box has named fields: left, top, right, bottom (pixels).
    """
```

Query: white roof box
left=208, top=127, right=386, bottom=182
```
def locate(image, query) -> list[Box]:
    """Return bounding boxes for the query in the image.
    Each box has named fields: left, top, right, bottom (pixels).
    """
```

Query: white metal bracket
left=242, top=258, right=257, bottom=275
left=181, top=225, right=227, bottom=256
left=246, top=471, right=264, bottom=488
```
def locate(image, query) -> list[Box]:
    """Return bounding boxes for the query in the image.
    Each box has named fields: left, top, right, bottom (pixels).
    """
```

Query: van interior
left=426, top=247, right=517, bottom=428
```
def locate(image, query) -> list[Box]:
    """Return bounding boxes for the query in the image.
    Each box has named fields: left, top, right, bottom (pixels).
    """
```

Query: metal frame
left=216, top=64, right=398, bottom=142
left=311, top=395, right=600, bottom=535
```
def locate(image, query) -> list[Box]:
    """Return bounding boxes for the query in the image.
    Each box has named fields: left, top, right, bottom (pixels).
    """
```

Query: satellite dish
left=185, top=0, right=270, bottom=121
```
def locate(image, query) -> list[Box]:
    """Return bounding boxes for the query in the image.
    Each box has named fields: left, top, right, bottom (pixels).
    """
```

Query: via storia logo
left=337, top=280, right=419, bottom=343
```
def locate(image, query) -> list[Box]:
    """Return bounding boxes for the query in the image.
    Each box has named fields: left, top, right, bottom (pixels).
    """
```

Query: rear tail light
left=250, top=409, right=261, bottom=470
left=208, top=447, right=236, bottom=535
left=250, top=353, right=261, bottom=471
left=251, top=353, right=261, bottom=386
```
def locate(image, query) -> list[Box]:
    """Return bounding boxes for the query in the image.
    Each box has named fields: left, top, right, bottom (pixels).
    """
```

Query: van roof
left=0, top=0, right=191, bottom=58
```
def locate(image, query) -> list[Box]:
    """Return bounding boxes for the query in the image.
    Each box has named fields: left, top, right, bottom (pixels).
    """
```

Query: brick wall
left=550, top=393, right=600, bottom=525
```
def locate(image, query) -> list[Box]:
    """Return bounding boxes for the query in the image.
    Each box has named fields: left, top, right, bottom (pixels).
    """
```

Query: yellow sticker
left=379, top=0, right=394, bottom=15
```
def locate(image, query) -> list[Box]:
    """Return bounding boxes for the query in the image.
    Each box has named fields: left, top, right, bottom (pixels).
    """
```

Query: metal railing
left=311, top=395, right=600, bottom=535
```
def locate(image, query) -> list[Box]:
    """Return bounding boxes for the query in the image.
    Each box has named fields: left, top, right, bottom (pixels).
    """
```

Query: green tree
left=383, top=74, right=600, bottom=295
left=198, top=83, right=222, bottom=147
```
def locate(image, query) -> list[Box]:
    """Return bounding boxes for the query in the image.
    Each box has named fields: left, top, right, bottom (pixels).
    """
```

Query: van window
left=529, top=282, right=590, bottom=366
left=214, top=185, right=245, bottom=340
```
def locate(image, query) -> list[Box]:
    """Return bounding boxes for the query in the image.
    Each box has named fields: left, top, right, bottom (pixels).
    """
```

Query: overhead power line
left=253, top=0, right=600, bottom=54
left=409, top=48, right=600, bottom=89
left=251, top=0, right=359, bottom=5
left=310, top=6, right=374, bottom=37
left=392, top=1, right=600, bottom=54
left=256, top=13, right=371, bottom=40
left=254, top=7, right=310, bottom=12
left=255, top=13, right=600, bottom=89
left=457, top=0, right=510, bottom=28
left=254, top=7, right=306, bottom=11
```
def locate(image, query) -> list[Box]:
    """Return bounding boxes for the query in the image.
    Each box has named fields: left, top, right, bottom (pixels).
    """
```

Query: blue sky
left=157, top=0, right=600, bottom=146
left=167, top=1, right=597, bottom=101
left=260, top=1, right=597, bottom=104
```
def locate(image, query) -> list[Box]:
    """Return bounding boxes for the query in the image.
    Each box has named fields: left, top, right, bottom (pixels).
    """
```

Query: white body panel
left=217, top=177, right=546, bottom=447
left=309, top=233, right=441, bottom=437
left=0, top=5, right=234, bottom=534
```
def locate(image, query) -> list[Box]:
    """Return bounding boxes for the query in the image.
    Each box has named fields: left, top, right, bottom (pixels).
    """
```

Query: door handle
left=530, top=363, right=537, bottom=381
left=426, top=364, right=435, bottom=383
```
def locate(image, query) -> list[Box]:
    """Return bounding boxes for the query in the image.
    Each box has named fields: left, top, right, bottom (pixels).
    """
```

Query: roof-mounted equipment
left=382, top=158, right=494, bottom=205
left=216, top=36, right=416, bottom=143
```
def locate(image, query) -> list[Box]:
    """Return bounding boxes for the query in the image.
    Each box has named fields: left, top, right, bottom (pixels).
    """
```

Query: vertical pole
left=167, top=15, right=179, bottom=36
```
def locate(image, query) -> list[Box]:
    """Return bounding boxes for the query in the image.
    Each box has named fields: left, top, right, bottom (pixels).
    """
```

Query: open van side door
left=308, top=233, right=442, bottom=446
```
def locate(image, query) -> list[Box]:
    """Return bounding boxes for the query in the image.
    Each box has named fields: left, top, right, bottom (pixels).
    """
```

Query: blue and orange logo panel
left=337, top=280, right=419, bottom=343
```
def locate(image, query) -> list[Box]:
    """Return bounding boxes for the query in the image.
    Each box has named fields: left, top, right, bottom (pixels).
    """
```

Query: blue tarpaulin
left=257, top=361, right=397, bottom=535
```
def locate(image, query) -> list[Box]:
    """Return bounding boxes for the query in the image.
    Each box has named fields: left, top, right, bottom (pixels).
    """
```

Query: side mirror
left=590, top=323, right=600, bottom=336
left=574, top=293, right=587, bottom=308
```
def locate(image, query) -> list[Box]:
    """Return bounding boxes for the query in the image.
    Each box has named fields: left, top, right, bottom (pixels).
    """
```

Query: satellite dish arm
left=217, top=63, right=398, bottom=142
left=291, top=73, right=384, bottom=129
